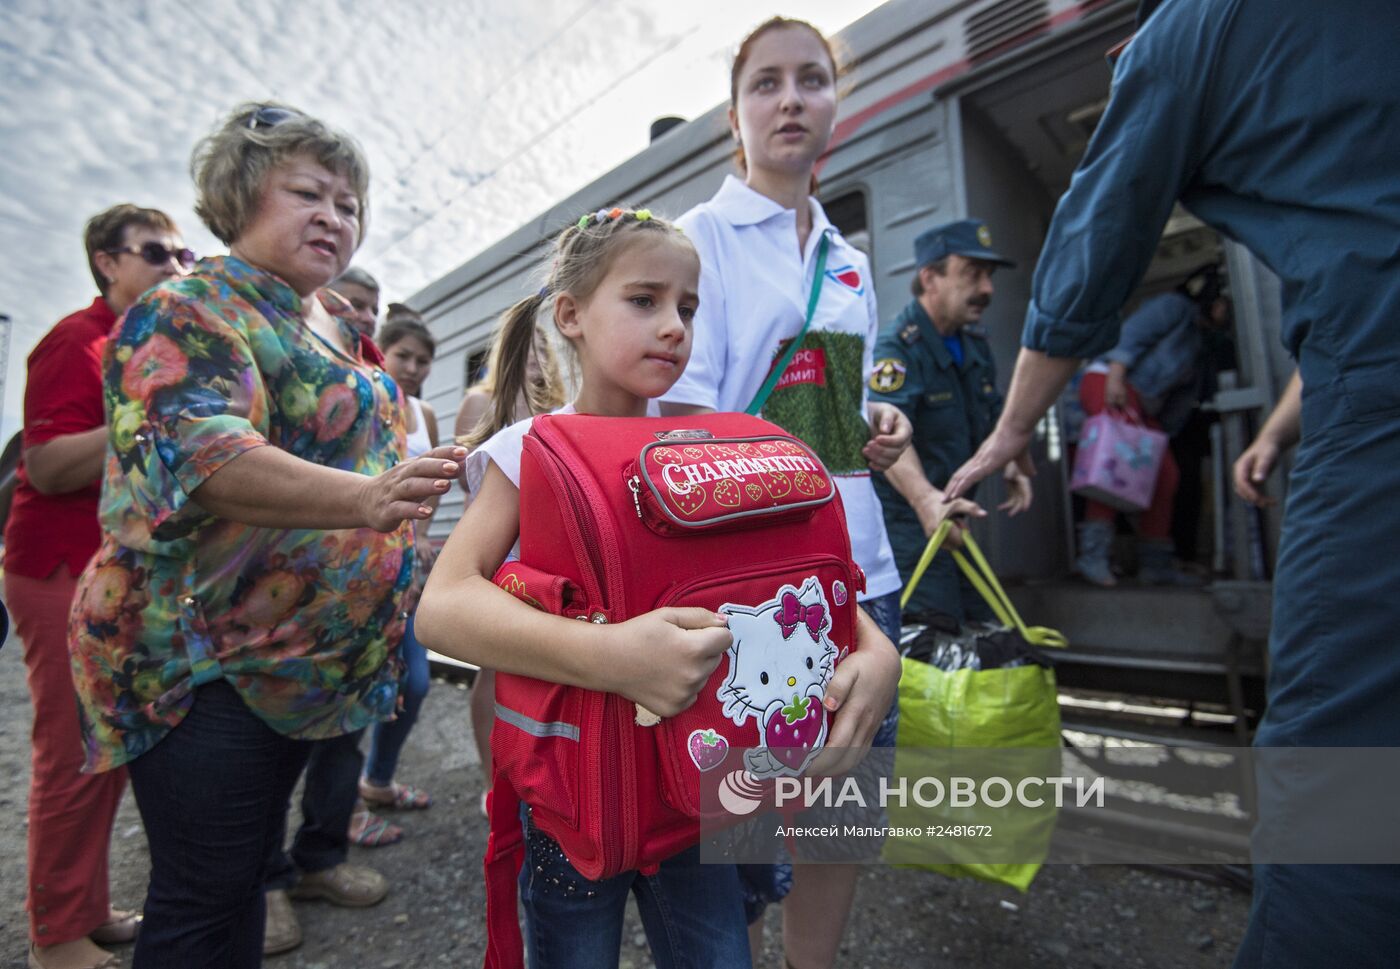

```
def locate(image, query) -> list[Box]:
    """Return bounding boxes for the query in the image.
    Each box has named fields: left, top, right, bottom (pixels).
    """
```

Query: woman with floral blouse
left=66, top=102, right=464, bottom=969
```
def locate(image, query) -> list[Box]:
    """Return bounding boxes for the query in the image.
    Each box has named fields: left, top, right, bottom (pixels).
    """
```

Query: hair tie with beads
left=576, top=206, right=653, bottom=230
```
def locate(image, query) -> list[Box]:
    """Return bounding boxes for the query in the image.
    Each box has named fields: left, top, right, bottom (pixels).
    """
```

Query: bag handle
left=745, top=233, right=830, bottom=415
left=898, top=520, right=1068, bottom=649
left=899, top=519, right=955, bottom=611
left=1105, top=401, right=1146, bottom=427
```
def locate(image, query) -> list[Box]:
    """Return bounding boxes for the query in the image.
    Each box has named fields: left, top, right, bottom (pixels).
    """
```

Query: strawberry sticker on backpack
left=718, top=576, right=837, bottom=778
left=687, top=729, right=730, bottom=772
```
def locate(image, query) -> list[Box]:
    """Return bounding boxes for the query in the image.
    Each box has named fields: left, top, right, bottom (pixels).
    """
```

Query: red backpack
left=483, top=413, right=863, bottom=968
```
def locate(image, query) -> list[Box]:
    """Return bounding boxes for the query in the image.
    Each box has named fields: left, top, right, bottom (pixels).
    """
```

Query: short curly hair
left=190, top=102, right=370, bottom=246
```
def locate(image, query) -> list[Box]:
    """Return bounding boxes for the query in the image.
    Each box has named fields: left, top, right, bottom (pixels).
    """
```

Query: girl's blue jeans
left=520, top=813, right=751, bottom=969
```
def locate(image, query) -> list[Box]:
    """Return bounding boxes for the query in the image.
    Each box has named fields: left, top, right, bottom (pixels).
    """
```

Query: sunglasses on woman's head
left=247, top=105, right=300, bottom=131
left=108, top=242, right=197, bottom=269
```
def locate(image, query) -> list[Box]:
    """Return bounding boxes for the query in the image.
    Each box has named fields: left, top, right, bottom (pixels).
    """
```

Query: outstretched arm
left=191, top=444, right=464, bottom=532
left=945, top=350, right=1079, bottom=501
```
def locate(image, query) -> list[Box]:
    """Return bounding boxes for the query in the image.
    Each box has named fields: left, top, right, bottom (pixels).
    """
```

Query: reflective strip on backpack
left=494, top=702, right=580, bottom=741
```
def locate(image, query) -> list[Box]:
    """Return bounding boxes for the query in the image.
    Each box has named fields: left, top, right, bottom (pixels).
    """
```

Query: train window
left=822, top=189, right=871, bottom=263
left=464, top=346, right=489, bottom=388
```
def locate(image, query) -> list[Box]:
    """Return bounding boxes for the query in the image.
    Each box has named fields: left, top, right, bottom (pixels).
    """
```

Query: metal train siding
left=407, top=0, right=1286, bottom=724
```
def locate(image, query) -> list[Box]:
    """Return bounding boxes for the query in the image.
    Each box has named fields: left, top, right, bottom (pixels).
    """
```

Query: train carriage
left=408, top=0, right=1286, bottom=753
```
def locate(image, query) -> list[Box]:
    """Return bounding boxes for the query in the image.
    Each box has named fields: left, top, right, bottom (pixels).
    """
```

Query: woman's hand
left=813, top=608, right=903, bottom=776
left=605, top=608, right=733, bottom=717
left=359, top=445, right=466, bottom=532
left=863, top=402, right=912, bottom=472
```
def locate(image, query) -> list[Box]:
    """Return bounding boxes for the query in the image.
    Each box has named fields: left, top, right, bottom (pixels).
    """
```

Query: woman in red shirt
left=5, top=204, right=193, bottom=969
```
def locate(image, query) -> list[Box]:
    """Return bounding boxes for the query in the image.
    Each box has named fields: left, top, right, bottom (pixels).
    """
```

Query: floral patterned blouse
left=69, top=255, right=413, bottom=772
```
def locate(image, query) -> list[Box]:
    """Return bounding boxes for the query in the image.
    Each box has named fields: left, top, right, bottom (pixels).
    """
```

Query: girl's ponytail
left=460, top=291, right=547, bottom=450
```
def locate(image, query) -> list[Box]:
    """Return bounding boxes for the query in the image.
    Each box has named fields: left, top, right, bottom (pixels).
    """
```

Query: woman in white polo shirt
left=658, top=16, right=908, bottom=969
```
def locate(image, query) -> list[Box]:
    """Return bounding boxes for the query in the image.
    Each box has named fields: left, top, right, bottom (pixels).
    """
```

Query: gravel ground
left=1, top=632, right=1250, bottom=968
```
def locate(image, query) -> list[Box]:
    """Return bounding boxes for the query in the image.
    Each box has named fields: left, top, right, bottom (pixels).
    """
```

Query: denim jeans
left=520, top=814, right=750, bottom=969
left=127, top=681, right=311, bottom=969
left=264, top=728, right=364, bottom=890
left=364, top=615, right=431, bottom=786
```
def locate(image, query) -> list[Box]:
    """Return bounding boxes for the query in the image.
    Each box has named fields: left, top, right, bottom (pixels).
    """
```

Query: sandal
left=348, top=807, right=404, bottom=847
left=89, top=909, right=140, bottom=945
left=358, top=779, right=433, bottom=810
left=28, top=942, right=120, bottom=969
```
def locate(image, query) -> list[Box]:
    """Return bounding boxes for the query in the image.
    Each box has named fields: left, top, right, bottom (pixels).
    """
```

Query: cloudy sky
left=0, top=0, right=883, bottom=444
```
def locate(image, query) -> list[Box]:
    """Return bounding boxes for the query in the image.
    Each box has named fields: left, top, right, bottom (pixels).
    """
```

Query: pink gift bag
left=1070, top=412, right=1168, bottom=512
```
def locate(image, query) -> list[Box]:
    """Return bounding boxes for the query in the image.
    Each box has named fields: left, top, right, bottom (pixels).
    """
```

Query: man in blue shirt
left=945, top=1, right=1400, bottom=965
left=869, top=220, right=1030, bottom=620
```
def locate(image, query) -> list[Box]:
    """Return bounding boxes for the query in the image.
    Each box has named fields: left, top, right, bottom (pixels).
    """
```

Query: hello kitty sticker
left=717, top=576, right=837, bottom=779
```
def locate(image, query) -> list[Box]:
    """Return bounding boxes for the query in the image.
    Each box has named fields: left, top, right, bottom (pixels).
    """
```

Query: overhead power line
left=385, top=0, right=612, bottom=188
left=368, top=27, right=694, bottom=263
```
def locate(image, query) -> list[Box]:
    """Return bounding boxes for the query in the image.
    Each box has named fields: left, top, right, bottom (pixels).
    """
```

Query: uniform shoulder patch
left=870, top=358, right=907, bottom=393
left=899, top=322, right=921, bottom=345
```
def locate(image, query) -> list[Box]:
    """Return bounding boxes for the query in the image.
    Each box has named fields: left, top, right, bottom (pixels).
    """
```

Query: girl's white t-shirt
left=465, top=403, right=577, bottom=493
left=658, top=175, right=901, bottom=601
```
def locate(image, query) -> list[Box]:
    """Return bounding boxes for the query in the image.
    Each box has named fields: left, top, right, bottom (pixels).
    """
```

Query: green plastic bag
left=883, top=656, right=1061, bottom=891
left=881, top=524, right=1065, bottom=891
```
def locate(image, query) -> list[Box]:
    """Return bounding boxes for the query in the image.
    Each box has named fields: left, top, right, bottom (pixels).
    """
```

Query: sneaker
left=263, top=889, right=302, bottom=955
left=289, top=863, right=388, bottom=908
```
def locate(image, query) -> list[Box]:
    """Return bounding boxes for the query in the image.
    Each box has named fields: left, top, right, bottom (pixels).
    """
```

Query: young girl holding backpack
left=415, top=208, right=901, bottom=968
left=658, top=17, right=912, bottom=967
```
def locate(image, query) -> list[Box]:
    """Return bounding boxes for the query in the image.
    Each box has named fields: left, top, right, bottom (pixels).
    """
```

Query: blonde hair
left=459, top=208, right=689, bottom=449
left=191, top=102, right=370, bottom=245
